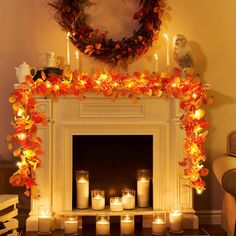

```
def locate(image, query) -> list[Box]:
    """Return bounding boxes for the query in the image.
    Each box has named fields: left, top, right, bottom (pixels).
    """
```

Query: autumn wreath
left=49, top=0, right=166, bottom=65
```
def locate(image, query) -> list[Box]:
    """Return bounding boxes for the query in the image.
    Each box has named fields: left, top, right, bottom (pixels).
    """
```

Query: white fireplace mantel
left=26, top=95, right=198, bottom=230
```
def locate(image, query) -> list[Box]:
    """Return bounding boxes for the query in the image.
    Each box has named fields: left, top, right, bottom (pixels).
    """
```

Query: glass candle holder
left=64, top=213, right=78, bottom=235
left=122, top=189, right=135, bottom=210
left=137, top=169, right=151, bottom=208
left=92, top=189, right=105, bottom=210
left=110, top=197, right=123, bottom=212
left=38, top=206, right=52, bottom=235
left=152, top=212, right=166, bottom=235
left=76, top=170, right=89, bottom=209
left=169, top=207, right=183, bottom=234
left=96, top=214, right=110, bottom=235
left=120, top=214, right=135, bottom=235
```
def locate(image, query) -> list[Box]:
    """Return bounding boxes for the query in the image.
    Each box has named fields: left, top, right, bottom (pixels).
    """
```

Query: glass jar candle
left=152, top=212, right=166, bottom=235
left=38, top=206, right=52, bottom=235
left=76, top=170, right=89, bottom=209
left=122, top=189, right=135, bottom=210
left=110, top=197, right=123, bottom=212
left=64, top=213, right=78, bottom=235
left=120, top=214, right=135, bottom=235
left=92, top=189, right=105, bottom=210
left=96, top=214, right=110, bottom=235
left=137, top=169, right=151, bottom=208
left=169, top=207, right=183, bottom=233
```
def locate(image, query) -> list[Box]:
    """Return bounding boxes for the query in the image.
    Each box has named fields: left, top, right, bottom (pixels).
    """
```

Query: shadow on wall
left=189, top=41, right=207, bottom=81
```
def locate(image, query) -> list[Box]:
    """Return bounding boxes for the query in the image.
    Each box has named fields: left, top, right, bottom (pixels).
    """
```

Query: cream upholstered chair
left=213, top=131, right=236, bottom=236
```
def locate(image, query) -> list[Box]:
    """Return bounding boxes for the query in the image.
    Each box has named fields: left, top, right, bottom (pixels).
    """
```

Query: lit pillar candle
left=76, top=170, right=89, bottom=209
left=122, top=189, right=135, bottom=210
left=154, top=53, right=159, bottom=73
left=38, top=207, right=52, bottom=235
left=64, top=215, right=78, bottom=235
left=66, top=32, right=70, bottom=66
left=152, top=212, right=166, bottom=235
left=120, top=214, right=135, bottom=235
left=92, top=190, right=105, bottom=211
left=163, top=33, right=170, bottom=67
left=110, top=197, right=123, bottom=212
left=96, top=215, right=110, bottom=235
left=75, top=50, right=79, bottom=71
left=169, top=209, right=183, bottom=233
left=137, top=169, right=151, bottom=208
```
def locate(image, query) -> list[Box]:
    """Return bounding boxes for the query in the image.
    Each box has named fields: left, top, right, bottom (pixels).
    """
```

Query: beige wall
left=0, top=0, right=235, bottom=211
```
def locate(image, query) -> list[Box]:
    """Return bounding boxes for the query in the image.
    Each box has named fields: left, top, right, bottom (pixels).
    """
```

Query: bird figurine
left=173, top=34, right=194, bottom=69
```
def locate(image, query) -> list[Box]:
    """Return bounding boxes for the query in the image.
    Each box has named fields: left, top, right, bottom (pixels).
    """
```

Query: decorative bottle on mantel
left=76, top=170, right=89, bottom=209
left=137, top=169, right=151, bottom=208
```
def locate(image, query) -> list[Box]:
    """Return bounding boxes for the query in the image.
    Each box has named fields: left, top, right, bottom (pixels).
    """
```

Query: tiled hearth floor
left=21, top=225, right=227, bottom=236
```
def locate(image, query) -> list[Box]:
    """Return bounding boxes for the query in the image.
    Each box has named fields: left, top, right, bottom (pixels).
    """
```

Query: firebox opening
left=72, top=135, right=153, bottom=209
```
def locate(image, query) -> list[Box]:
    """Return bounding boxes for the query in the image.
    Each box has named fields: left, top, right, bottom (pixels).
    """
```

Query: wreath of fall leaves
left=49, top=0, right=166, bottom=65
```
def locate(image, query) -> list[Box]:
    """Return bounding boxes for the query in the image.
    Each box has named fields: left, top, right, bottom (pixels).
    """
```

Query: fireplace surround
left=26, top=94, right=198, bottom=230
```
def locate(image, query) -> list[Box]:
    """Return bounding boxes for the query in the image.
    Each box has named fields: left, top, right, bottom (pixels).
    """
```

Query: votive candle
left=92, top=190, right=105, bottom=211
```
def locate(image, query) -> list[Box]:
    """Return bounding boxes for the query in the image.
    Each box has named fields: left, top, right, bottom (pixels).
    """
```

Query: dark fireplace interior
left=72, top=135, right=153, bottom=209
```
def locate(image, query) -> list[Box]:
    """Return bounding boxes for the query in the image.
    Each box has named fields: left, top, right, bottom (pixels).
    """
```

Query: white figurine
left=173, top=34, right=194, bottom=69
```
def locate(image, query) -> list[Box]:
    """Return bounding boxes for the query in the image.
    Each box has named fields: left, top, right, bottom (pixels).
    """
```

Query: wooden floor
left=20, top=225, right=227, bottom=236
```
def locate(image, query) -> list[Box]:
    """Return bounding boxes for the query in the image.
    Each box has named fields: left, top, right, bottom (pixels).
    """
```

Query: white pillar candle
left=137, top=178, right=150, bottom=208
left=38, top=216, right=52, bottom=234
left=76, top=178, right=89, bottom=209
left=110, top=197, right=123, bottom=212
left=154, top=53, right=159, bottom=73
left=152, top=219, right=166, bottom=235
left=64, top=219, right=78, bottom=234
left=66, top=32, right=70, bottom=66
left=96, top=220, right=110, bottom=235
left=120, top=218, right=134, bottom=235
left=169, top=210, right=183, bottom=233
left=163, top=33, right=170, bottom=67
left=122, top=193, right=135, bottom=210
left=75, top=50, right=79, bottom=71
left=92, top=196, right=105, bottom=210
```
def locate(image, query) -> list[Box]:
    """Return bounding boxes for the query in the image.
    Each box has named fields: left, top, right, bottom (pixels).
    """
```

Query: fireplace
left=26, top=95, right=198, bottom=230
left=72, top=135, right=153, bottom=208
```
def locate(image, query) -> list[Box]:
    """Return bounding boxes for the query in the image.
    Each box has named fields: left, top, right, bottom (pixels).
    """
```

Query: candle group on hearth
left=76, top=169, right=151, bottom=211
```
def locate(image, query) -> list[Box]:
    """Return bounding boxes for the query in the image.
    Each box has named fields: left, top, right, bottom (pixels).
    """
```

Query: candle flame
left=154, top=54, right=158, bottom=60
left=163, top=33, right=169, bottom=41
left=76, top=50, right=79, bottom=59
left=67, top=32, right=70, bottom=38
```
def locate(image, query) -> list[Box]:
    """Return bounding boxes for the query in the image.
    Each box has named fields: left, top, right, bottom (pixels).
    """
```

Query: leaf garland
left=7, top=68, right=212, bottom=197
left=49, top=0, right=166, bottom=65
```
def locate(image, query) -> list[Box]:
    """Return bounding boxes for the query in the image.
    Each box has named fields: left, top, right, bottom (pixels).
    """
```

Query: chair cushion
left=222, top=168, right=236, bottom=198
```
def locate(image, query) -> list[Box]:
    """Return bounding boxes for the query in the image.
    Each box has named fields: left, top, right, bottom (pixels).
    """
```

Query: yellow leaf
left=9, top=96, right=16, bottom=103
left=8, top=143, right=13, bottom=150
left=24, top=149, right=36, bottom=158
left=12, top=103, right=21, bottom=111
left=13, top=148, right=21, bottom=157
left=5, top=135, right=12, bottom=142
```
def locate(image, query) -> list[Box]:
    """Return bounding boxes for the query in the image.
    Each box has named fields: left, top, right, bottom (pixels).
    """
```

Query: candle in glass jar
left=110, top=197, right=123, bottom=212
left=96, top=215, right=110, bottom=235
left=120, top=214, right=134, bottom=235
left=152, top=218, right=166, bottom=235
left=38, top=216, right=52, bottom=234
left=66, top=32, right=70, bottom=66
left=169, top=209, right=183, bottom=233
left=137, top=169, right=151, bottom=208
left=122, top=189, right=135, bottom=210
left=76, top=170, right=89, bottom=209
left=64, top=217, right=78, bottom=235
left=92, top=190, right=105, bottom=211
